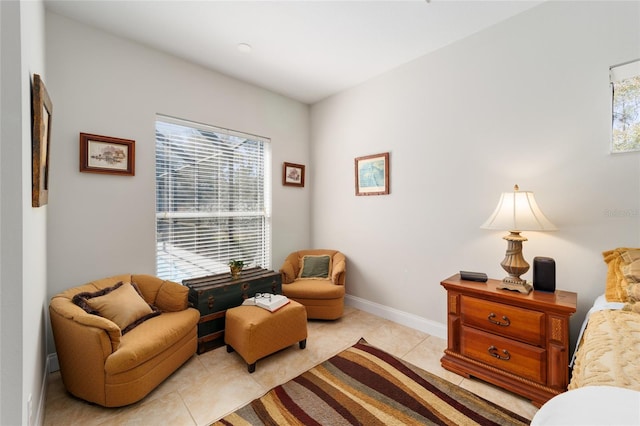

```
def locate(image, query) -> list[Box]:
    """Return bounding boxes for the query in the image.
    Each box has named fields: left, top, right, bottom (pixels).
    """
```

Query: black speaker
left=533, top=257, right=556, bottom=292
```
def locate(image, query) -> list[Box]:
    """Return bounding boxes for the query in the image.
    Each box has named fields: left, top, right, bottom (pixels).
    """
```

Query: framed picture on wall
left=355, top=152, right=389, bottom=196
left=283, top=162, right=305, bottom=187
left=32, top=74, right=53, bottom=207
left=79, top=133, right=135, bottom=176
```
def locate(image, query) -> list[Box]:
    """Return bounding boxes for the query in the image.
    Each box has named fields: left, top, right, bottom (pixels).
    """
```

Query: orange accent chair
left=279, top=249, right=346, bottom=320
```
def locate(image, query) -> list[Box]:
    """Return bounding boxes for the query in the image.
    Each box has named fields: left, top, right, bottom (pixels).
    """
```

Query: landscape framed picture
left=283, top=162, right=305, bottom=187
left=32, top=73, right=53, bottom=207
left=355, top=152, right=389, bottom=196
left=79, top=133, right=135, bottom=176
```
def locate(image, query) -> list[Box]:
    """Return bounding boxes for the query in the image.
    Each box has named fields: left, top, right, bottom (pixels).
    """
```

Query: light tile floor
left=43, top=307, right=539, bottom=425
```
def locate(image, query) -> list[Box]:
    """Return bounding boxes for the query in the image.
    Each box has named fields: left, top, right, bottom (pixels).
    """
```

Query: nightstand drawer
left=460, top=295, right=544, bottom=346
left=461, top=326, right=546, bottom=384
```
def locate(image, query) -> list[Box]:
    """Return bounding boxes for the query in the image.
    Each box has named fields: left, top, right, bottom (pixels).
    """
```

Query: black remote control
left=460, top=271, right=488, bottom=282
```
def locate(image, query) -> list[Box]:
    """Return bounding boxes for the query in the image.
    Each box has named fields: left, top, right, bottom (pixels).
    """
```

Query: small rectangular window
left=610, top=59, right=640, bottom=153
left=155, top=115, right=271, bottom=282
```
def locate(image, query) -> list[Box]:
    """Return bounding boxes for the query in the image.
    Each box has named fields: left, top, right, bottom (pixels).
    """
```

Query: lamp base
left=496, top=231, right=532, bottom=294
left=497, top=277, right=533, bottom=294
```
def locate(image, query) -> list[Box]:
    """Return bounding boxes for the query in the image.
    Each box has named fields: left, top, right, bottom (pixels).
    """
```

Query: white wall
left=45, top=11, right=311, bottom=341
left=1, top=1, right=49, bottom=424
left=311, top=1, right=640, bottom=346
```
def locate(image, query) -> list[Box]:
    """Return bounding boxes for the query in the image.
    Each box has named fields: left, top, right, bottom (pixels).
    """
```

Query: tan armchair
left=49, top=274, right=200, bottom=407
left=280, top=249, right=346, bottom=320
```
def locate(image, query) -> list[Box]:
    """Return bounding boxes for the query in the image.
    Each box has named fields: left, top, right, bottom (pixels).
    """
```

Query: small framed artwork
left=80, top=133, right=135, bottom=176
left=32, top=74, right=53, bottom=207
left=283, top=162, right=305, bottom=187
left=355, top=152, right=389, bottom=196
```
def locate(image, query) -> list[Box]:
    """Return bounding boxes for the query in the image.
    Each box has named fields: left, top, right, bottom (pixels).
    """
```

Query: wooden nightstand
left=440, top=274, right=577, bottom=407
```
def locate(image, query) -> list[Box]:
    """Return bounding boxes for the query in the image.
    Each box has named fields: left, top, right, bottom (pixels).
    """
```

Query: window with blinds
left=611, top=59, right=640, bottom=153
left=155, top=115, right=271, bottom=282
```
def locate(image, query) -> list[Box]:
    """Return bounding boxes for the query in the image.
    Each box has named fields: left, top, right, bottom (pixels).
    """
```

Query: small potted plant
left=228, top=259, right=245, bottom=279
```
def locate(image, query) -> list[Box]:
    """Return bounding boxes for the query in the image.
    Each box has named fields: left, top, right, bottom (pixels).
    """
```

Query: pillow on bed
left=623, top=259, right=640, bottom=283
left=625, top=282, right=640, bottom=315
left=621, top=249, right=640, bottom=264
left=604, top=248, right=640, bottom=303
left=604, top=249, right=627, bottom=302
left=623, top=300, right=640, bottom=314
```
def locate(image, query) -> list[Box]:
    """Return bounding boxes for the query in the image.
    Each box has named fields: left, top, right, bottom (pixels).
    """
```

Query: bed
left=532, top=248, right=640, bottom=425
left=569, top=296, right=640, bottom=390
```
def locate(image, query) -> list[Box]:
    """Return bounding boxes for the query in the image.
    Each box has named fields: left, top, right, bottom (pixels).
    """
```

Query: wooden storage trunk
left=183, top=267, right=282, bottom=353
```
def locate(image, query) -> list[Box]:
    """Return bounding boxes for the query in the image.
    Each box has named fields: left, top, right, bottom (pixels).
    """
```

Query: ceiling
left=44, top=0, right=544, bottom=104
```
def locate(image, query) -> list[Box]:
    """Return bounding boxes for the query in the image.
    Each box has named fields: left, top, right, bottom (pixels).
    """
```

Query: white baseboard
left=32, top=356, right=51, bottom=426
left=345, top=294, right=447, bottom=340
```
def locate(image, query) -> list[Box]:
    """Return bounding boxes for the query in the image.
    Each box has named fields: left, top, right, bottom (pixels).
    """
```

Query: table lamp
left=481, top=185, right=556, bottom=294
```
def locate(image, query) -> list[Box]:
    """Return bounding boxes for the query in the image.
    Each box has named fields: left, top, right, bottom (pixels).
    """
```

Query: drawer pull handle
left=488, top=345, right=511, bottom=361
left=487, top=312, right=510, bottom=327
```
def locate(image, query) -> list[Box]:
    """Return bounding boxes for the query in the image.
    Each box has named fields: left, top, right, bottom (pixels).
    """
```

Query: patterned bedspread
left=570, top=309, right=640, bottom=390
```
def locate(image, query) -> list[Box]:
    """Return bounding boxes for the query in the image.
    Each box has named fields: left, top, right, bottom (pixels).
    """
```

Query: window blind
left=155, top=115, right=271, bottom=282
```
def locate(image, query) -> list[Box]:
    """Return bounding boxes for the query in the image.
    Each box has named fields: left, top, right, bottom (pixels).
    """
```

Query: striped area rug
left=214, top=338, right=529, bottom=426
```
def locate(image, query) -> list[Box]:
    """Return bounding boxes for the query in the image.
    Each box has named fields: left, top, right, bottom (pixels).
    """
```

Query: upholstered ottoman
left=225, top=300, right=307, bottom=372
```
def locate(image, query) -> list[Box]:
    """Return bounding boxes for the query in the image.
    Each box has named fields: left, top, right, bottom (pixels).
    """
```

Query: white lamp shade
left=481, top=189, right=556, bottom=232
